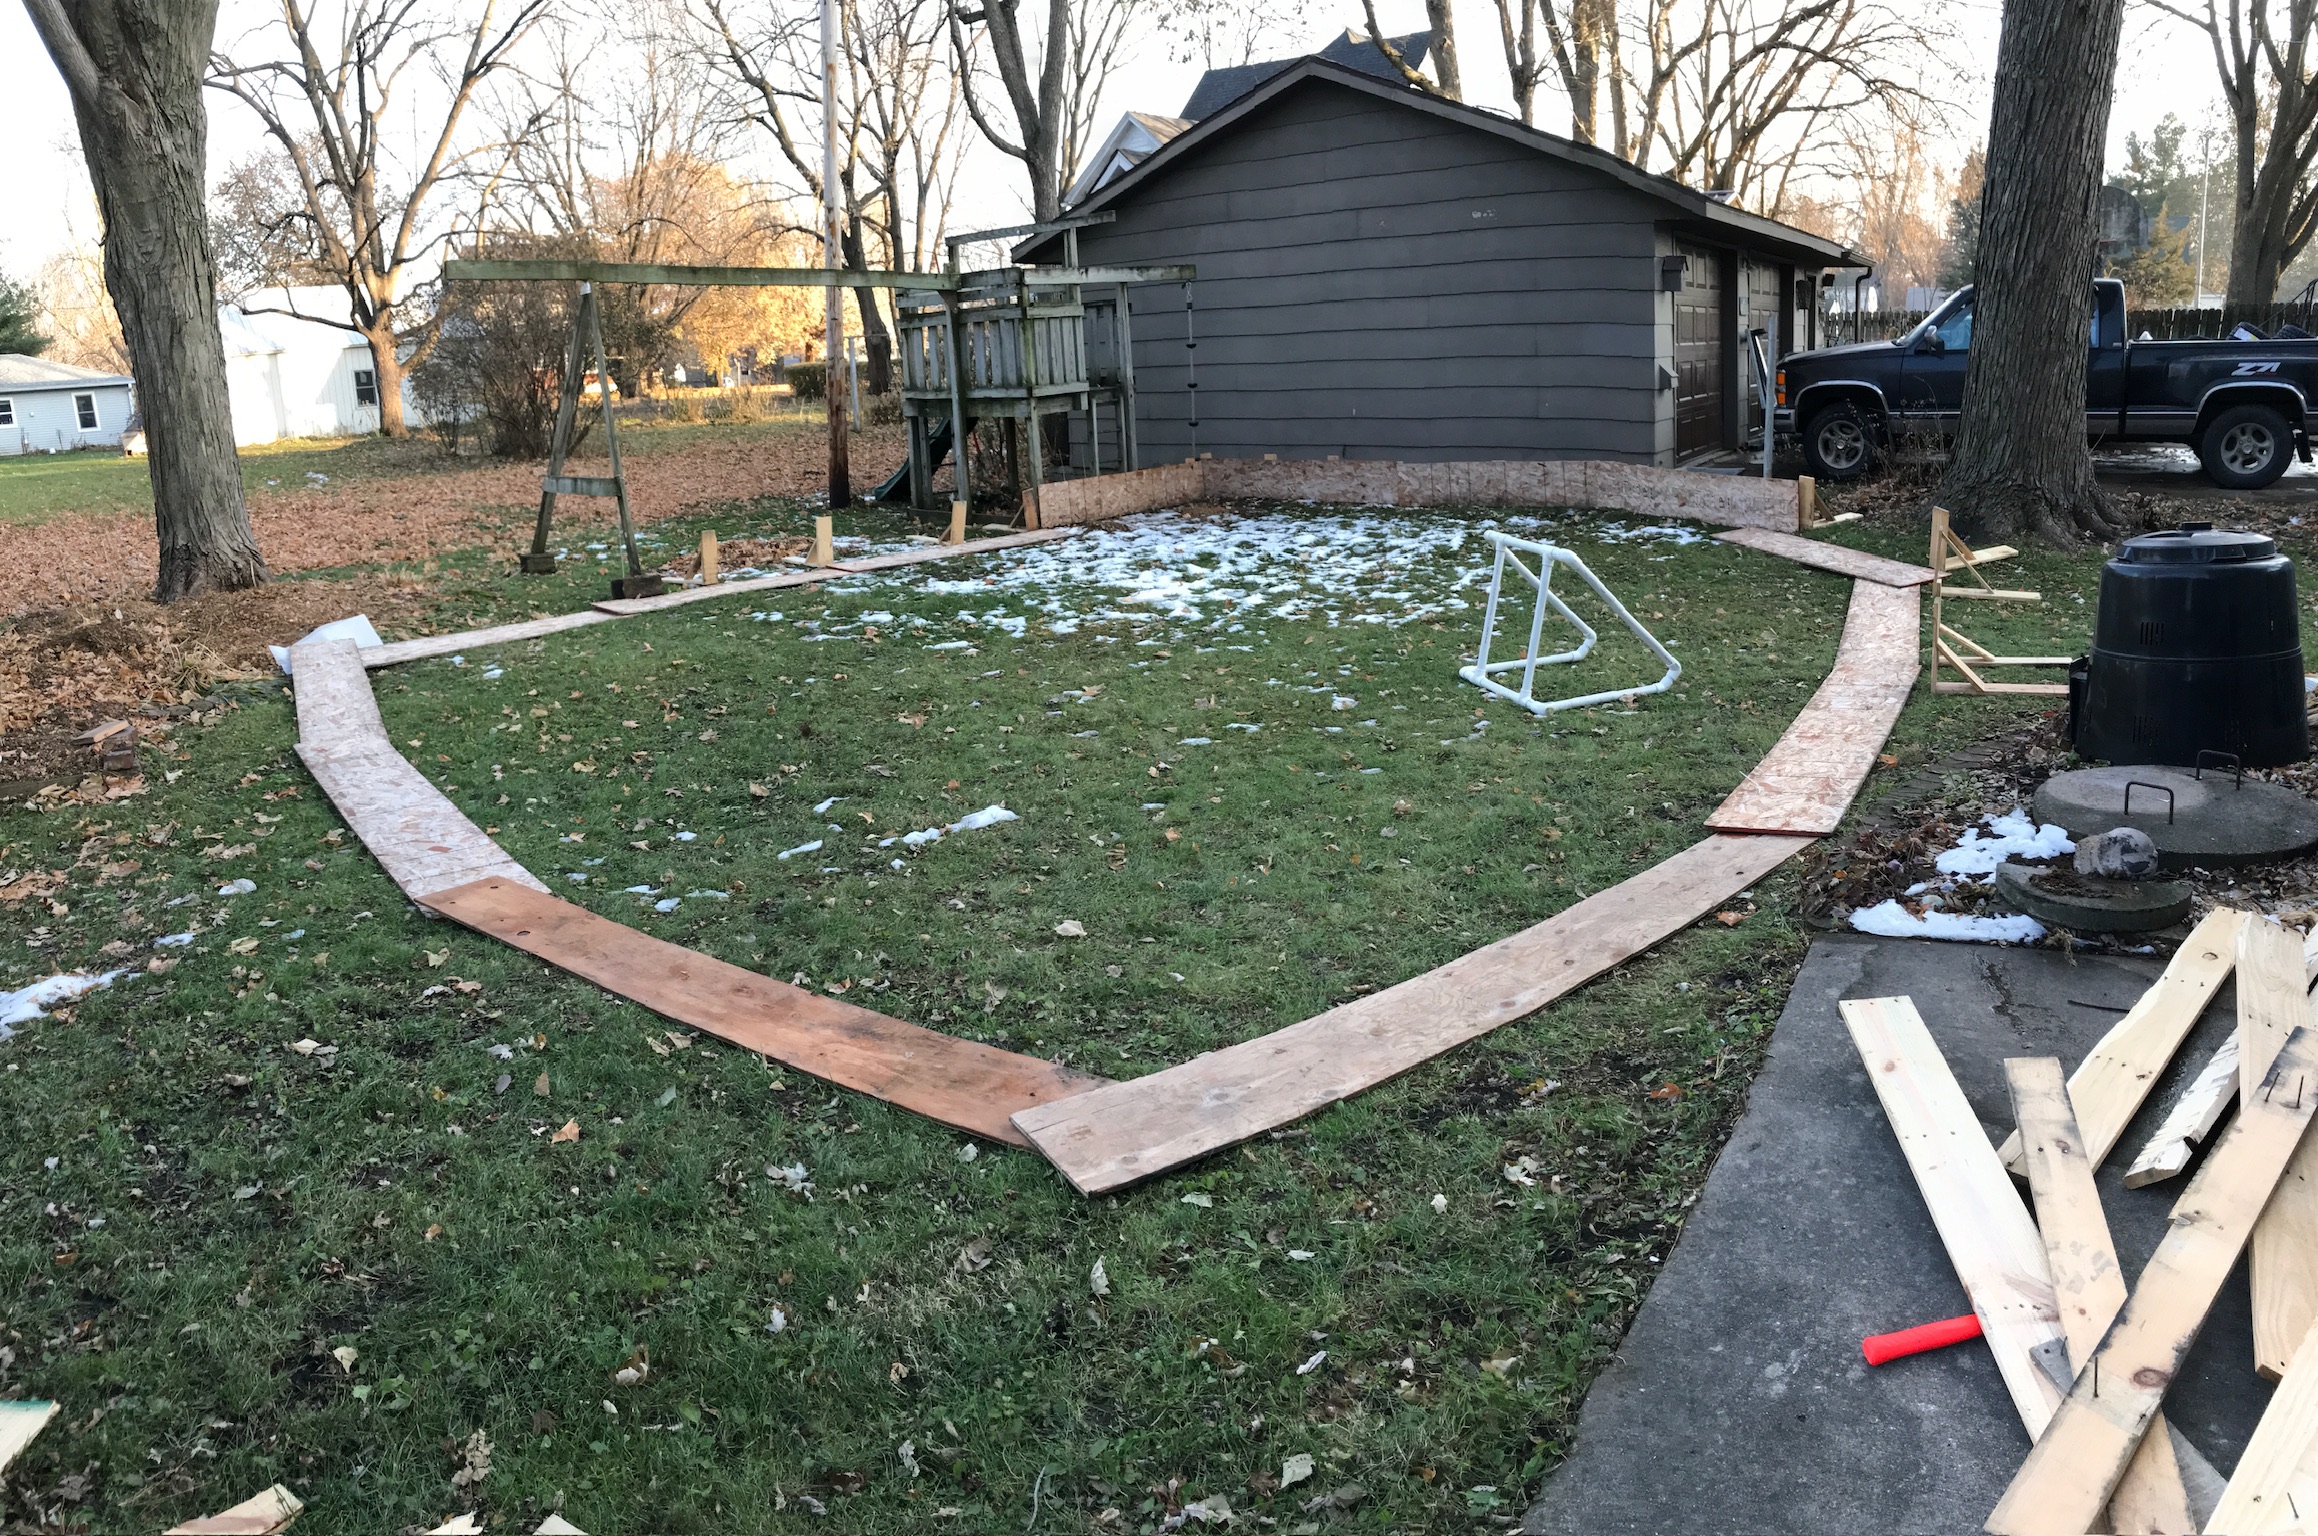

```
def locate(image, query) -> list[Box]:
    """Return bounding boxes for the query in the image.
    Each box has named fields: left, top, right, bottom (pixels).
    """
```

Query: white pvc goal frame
left=1457, top=530, right=1681, bottom=715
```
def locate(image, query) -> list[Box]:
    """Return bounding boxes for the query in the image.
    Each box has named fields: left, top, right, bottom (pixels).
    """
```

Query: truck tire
left=1801, top=402, right=1879, bottom=481
left=2199, top=402, right=2293, bottom=490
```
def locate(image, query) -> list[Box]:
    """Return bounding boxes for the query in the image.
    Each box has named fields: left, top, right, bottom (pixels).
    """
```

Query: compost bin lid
left=2117, top=523, right=2276, bottom=563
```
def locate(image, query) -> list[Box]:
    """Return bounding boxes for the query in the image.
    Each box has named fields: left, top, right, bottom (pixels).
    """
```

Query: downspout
left=1854, top=269, right=1873, bottom=345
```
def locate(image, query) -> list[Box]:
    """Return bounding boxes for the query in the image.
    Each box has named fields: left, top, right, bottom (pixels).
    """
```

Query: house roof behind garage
left=1023, top=57, right=1866, bottom=270
left=0, top=354, right=133, bottom=393
left=1179, top=28, right=1432, bottom=120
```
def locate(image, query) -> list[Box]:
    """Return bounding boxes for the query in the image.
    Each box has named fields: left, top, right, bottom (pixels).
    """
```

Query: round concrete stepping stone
left=1994, top=861, right=2194, bottom=933
left=2032, top=763, right=2318, bottom=869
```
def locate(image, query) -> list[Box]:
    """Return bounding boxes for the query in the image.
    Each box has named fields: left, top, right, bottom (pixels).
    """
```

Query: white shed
left=0, top=355, right=135, bottom=455
left=218, top=286, right=428, bottom=444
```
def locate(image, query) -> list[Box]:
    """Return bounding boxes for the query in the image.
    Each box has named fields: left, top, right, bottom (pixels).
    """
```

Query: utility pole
left=822, top=0, right=851, bottom=507
left=2195, top=110, right=2215, bottom=305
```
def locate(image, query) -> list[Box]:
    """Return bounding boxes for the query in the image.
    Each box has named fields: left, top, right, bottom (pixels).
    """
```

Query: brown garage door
left=1675, top=245, right=1725, bottom=459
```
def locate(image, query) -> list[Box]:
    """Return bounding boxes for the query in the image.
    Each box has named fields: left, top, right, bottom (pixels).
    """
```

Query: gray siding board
left=1137, top=419, right=1664, bottom=457
left=1162, top=324, right=1658, bottom=365
left=1064, top=77, right=1683, bottom=468
left=1094, top=217, right=1659, bottom=272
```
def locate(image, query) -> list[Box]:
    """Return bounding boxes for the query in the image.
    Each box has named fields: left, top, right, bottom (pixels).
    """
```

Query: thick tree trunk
left=363, top=321, right=410, bottom=437
left=1425, top=0, right=1463, bottom=100
left=26, top=0, right=265, bottom=600
left=1934, top=0, right=2127, bottom=546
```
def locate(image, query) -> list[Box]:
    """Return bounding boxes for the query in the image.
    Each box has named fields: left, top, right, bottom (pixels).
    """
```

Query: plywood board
left=290, top=640, right=544, bottom=905
left=1014, top=831, right=1811, bottom=1193
left=1838, top=1000, right=2064, bottom=1439
left=2243, top=916, right=2318, bottom=1379
left=163, top=1483, right=304, bottom=1534
left=0, top=1399, right=57, bottom=1473
left=1715, top=525, right=1938, bottom=586
left=1995, top=907, right=2242, bottom=1175
left=825, top=526, right=1079, bottom=575
left=2003, top=1056, right=2193, bottom=1534
left=1704, top=580, right=1920, bottom=836
left=361, top=609, right=621, bottom=669
left=2208, top=1316, right=2318, bottom=1535
left=421, top=876, right=1106, bottom=1146
left=1985, top=1024, right=2318, bottom=1536
left=2122, top=1034, right=2240, bottom=1189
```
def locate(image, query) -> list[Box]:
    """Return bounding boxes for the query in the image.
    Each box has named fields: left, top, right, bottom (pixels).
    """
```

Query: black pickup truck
left=1774, top=277, right=2318, bottom=489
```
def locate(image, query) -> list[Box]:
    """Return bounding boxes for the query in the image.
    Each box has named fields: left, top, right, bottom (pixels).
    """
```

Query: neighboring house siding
left=0, top=384, right=133, bottom=455
left=1072, top=81, right=1667, bottom=464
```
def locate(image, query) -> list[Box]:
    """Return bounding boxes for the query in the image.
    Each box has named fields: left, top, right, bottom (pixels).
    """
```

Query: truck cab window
left=1931, top=303, right=1972, bottom=352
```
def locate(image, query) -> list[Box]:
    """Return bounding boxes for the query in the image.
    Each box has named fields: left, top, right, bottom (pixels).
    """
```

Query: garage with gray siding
left=1025, top=59, right=1862, bottom=470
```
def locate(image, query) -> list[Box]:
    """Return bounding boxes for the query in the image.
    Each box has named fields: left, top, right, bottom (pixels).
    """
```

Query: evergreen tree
left=0, top=275, right=49, bottom=356
left=2111, top=200, right=2198, bottom=308
left=1939, top=147, right=1986, bottom=288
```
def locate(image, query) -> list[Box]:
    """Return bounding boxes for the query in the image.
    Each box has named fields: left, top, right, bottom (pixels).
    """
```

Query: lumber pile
left=1844, top=909, right=2318, bottom=1535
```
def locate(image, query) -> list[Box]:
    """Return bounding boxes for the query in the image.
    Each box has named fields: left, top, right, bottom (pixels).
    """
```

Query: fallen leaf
left=551, top=1119, right=580, bottom=1144
left=611, top=1344, right=650, bottom=1387
left=1053, top=919, right=1086, bottom=938
left=1714, top=910, right=1745, bottom=927
left=1090, top=1257, right=1110, bottom=1297
left=1180, top=1191, right=1213, bottom=1208
left=533, top=1072, right=551, bottom=1097
left=955, top=1237, right=993, bottom=1273
left=1163, top=827, right=1181, bottom=843
left=332, top=1345, right=357, bottom=1373
left=1649, top=1081, right=1685, bottom=1102
left=1296, top=1349, right=1327, bottom=1376
left=228, top=936, right=259, bottom=955
left=1480, top=1352, right=1520, bottom=1377
left=748, top=782, right=770, bottom=798
left=424, top=1223, right=443, bottom=1242
left=1430, top=1193, right=1448, bottom=1214
left=425, top=949, right=448, bottom=967
left=1280, top=1453, right=1315, bottom=1489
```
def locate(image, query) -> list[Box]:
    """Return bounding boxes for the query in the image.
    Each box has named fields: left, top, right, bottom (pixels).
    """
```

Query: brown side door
left=1740, top=260, right=1784, bottom=442
left=1674, top=245, right=1725, bottom=459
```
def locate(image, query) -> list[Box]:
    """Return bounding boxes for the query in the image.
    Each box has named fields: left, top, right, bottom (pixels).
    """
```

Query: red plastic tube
left=1861, top=1312, right=1983, bottom=1366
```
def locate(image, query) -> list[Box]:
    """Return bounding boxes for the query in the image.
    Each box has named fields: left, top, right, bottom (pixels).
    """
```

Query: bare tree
left=1358, top=0, right=1462, bottom=99
left=24, top=0, right=266, bottom=599
left=696, top=0, right=951, bottom=385
left=206, top=0, right=552, bottom=437
left=1535, top=0, right=1621, bottom=144
left=1937, top=0, right=2127, bottom=544
left=2146, top=0, right=2318, bottom=302
left=946, top=0, right=1139, bottom=222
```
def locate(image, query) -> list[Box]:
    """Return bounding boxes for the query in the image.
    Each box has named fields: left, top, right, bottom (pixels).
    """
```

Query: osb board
left=362, top=609, right=620, bottom=668
left=1715, top=526, right=1937, bottom=586
left=593, top=566, right=836, bottom=616
left=827, top=526, right=1081, bottom=574
left=1012, top=832, right=1812, bottom=1193
left=290, top=639, right=545, bottom=904
left=1199, top=457, right=1800, bottom=531
left=422, top=877, right=1105, bottom=1146
left=1705, top=581, right=1921, bottom=836
left=1033, top=461, right=1205, bottom=527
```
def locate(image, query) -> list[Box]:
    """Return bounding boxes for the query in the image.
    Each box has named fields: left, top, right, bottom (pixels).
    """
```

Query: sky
left=0, top=0, right=2229, bottom=286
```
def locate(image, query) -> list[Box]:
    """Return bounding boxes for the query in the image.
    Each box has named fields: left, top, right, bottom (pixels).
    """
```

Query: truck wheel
left=2200, top=403, right=2293, bottom=489
left=1802, top=403, right=1878, bottom=481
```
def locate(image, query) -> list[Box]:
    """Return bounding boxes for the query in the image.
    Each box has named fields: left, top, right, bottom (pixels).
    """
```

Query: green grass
left=0, top=499, right=2121, bottom=1533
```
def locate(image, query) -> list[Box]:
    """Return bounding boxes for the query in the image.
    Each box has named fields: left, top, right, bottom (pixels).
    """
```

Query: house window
left=73, top=394, right=98, bottom=430
left=0, top=399, right=13, bottom=427
left=353, top=369, right=379, bottom=407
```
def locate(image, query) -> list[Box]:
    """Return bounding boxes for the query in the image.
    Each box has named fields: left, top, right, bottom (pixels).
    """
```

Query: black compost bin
left=2074, top=522, right=2308, bottom=767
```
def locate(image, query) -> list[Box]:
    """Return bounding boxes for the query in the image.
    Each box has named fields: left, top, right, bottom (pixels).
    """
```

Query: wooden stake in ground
left=1839, top=997, right=2065, bottom=1436
left=1985, top=1024, right=2318, bottom=1536
left=812, top=514, right=834, bottom=567
left=1997, top=907, right=2242, bottom=1174
left=2002, top=1056, right=2193, bottom=1533
left=2241, top=917, right=2318, bottom=1379
left=2207, top=1315, right=2318, bottom=1535
left=698, top=530, right=719, bottom=585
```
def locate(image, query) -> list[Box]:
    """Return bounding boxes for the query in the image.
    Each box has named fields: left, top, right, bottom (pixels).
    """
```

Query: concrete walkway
left=1523, top=933, right=2270, bottom=1536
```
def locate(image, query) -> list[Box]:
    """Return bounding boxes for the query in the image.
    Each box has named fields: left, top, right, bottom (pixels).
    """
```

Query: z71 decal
left=2234, top=360, right=2284, bottom=375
